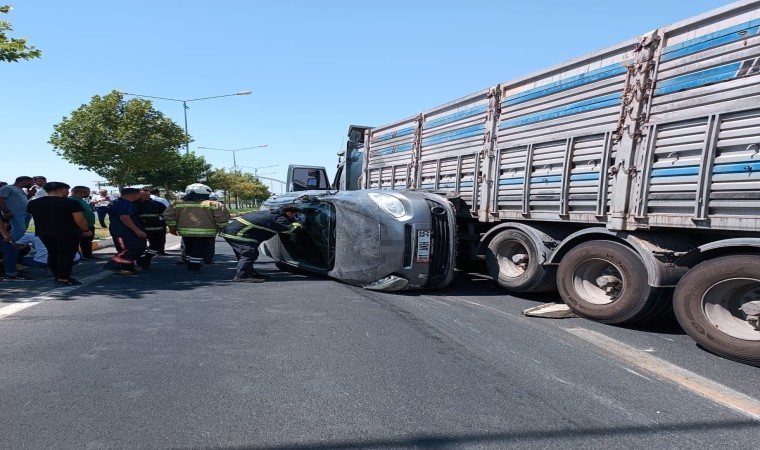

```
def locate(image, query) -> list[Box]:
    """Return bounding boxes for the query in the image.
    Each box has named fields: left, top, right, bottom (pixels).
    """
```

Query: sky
left=1, top=0, right=733, bottom=193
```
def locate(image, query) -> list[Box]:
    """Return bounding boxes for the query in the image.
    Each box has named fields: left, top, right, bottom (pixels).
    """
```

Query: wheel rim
left=571, top=258, right=624, bottom=305
left=496, top=240, right=529, bottom=278
left=702, top=277, right=760, bottom=341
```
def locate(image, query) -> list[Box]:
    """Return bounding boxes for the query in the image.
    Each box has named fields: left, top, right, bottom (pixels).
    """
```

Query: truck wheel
left=673, top=256, right=760, bottom=367
left=486, top=229, right=556, bottom=292
left=557, top=241, right=665, bottom=324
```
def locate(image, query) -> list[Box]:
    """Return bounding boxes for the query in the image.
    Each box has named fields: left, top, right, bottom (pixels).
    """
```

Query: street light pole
left=118, top=91, right=252, bottom=154
left=197, top=145, right=268, bottom=172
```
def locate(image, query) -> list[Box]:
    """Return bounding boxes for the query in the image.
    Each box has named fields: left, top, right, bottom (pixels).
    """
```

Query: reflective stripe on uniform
left=145, top=227, right=165, bottom=231
left=177, top=227, right=218, bottom=236
left=172, top=203, right=221, bottom=209
left=139, top=214, right=161, bottom=217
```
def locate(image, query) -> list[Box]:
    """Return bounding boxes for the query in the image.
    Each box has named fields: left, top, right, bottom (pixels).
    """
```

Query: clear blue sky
left=1, top=0, right=730, bottom=193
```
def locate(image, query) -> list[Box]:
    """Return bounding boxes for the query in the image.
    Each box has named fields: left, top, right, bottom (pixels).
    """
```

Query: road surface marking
left=0, top=270, right=112, bottom=320
left=568, top=327, right=760, bottom=421
left=0, top=301, right=41, bottom=319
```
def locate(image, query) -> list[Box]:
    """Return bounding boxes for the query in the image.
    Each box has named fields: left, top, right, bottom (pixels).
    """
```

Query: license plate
left=416, top=230, right=431, bottom=263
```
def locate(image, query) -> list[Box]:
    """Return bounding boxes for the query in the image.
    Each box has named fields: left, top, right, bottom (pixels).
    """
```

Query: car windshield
left=279, top=201, right=336, bottom=270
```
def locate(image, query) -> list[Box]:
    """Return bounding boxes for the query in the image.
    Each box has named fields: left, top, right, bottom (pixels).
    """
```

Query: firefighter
left=134, top=189, right=167, bottom=268
left=163, top=183, right=230, bottom=273
left=220, top=206, right=303, bottom=282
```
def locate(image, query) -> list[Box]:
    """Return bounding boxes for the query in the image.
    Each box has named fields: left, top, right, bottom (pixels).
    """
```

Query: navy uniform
left=220, top=207, right=302, bottom=282
left=135, top=195, right=167, bottom=263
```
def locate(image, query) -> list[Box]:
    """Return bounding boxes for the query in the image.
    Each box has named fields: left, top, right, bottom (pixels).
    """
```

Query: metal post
left=183, top=101, right=190, bottom=154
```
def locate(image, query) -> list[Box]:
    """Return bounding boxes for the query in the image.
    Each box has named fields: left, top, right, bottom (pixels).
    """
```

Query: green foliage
left=134, top=152, right=211, bottom=193
left=0, top=5, right=41, bottom=63
left=49, top=90, right=188, bottom=188
left=207, top=168, right=271, bottom=205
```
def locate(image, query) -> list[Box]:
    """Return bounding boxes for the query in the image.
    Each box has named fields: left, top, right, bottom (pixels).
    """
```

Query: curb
left=91, top=237, right=114, bottom=251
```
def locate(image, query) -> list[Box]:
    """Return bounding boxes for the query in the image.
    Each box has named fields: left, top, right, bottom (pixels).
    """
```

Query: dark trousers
left=1, top=240, right=19, bottom=276
left=110, top=234, right=147, bottom=268
left=40, top=235, right=80, bottom=280
left=224, top=238, right=260, bottom=278
left=183, top=237, right=216, bottom=269
left=180, top=238, right=215, bottom=263
left=95, top=207, right=109, bottom=228
left=79, top=226, right=95, bottom=258
left=146, top=230, right=166, bottom=253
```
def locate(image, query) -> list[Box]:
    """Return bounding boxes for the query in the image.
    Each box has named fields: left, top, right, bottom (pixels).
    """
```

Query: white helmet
left=185, top=183, right=213, bottom=195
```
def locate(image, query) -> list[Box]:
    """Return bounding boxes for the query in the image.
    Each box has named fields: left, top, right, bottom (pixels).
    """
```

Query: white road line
left=568, top=327, right=760, bottom=421
left=0, top=270, right=113, bottom=319
left=0, top=301, right=41, bottom=319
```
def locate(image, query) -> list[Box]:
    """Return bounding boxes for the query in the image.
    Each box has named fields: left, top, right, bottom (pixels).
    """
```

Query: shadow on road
left=206, top=418, right=760, bottom=449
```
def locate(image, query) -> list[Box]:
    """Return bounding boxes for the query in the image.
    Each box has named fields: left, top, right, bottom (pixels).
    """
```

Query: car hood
left=328, top=197, right=385, bottom=285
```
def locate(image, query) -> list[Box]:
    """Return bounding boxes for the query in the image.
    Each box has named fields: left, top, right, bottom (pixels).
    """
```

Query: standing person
left=148, top=188, right=170, bottom=208
left=0, top=176, right=34, bottom=242
left=26, top=182, right=92, bottom=286
left=135, top=189, right=167, bottom=266
left=90, top=189, right=112, bottom=228
left=27, top=176, right=47, bottom=199
left=220, top=206, right=303, bottom=282
left=164, top=183, right=230, bottom=273
left=103, top=188, right=148, bottom=275
left=68, top=186, right=97, bottom=259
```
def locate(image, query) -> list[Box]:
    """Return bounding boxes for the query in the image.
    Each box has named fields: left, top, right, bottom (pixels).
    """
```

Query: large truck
left=288, top=0, right=760, bottom=366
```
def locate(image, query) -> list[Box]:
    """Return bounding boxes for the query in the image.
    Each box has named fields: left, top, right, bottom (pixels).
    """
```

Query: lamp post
left=117, top=91, right=252, bottom=154
left=238, top=164, right=279, bottom=176
left=197, top=145, right=268, bottom=171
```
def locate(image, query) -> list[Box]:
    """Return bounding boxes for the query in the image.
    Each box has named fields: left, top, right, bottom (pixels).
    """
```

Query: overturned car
left=260, top=189, right=456, bottom=291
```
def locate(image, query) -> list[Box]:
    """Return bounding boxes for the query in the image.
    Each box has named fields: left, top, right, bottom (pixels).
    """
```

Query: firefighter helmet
left=185, top=183, right=213, bottom=195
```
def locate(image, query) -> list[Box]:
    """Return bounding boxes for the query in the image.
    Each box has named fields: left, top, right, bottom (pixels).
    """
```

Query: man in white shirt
left=16, top=233, right=80, bottom=268
left=27, top=176, right=47, bottom=199
left=148, top=189, right=170, bottom=208
left=90, top=189, right=112, bottom=228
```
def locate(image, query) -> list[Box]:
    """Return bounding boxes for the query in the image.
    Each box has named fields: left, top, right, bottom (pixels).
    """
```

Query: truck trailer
left=291, top=0, right=760, bottom=366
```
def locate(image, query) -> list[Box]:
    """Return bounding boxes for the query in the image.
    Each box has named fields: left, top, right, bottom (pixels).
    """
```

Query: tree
left=206, top=169, right=271, bottom=208
left=134, top=152, right=211, bottom=193
left=0, top=5, right=41, bottom=63
left=49, top=90, right=188, bottom=189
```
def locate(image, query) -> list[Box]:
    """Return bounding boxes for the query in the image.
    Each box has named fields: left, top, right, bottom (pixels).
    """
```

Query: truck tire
left=557, top=241, right=666, bottom=324
left=486, top=229, right=556, bottom=292
left=673, top=256, right=760, bottom=367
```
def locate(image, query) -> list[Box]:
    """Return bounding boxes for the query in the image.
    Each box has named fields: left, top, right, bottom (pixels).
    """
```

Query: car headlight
left=368, top=192, right=406, bottom=218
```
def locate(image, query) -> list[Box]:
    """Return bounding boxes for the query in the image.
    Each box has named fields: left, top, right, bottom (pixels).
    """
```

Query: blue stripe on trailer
left=371, top=126, right=416, bottom=144
left=371, top=143, right=414, bottom=156
left=651, top=166, right=700, bottom=177
left=530, top=175, right=562, bottom=184
left=498, top=178, right=525, bottom=186
left=654, top=62, right=742, bottom=95
left=423, top=105, right=488, bottom=129
left=650, top=161, right=760, bottom=178
left=500, top=93, right=621, bottom=129
left=421, top=184, right=435, bottom=189
left=570, top=172, right=600, bottom=181
left=662, top=19, right=760, bottom=61
left=502, top=62, right=630, bottom=107
left=422, top=124, right=486, bottom=146
left=713, top=161, right=760, bottom=174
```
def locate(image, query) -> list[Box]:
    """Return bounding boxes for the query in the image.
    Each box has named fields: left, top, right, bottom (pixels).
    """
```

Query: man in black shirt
left=26, top=182, right=92, bottom=286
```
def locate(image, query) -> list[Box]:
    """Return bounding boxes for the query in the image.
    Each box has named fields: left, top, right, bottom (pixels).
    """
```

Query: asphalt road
left=0, top=239, right=758, bottom=449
